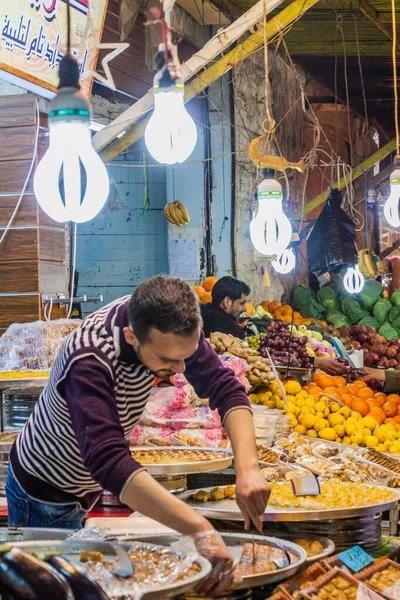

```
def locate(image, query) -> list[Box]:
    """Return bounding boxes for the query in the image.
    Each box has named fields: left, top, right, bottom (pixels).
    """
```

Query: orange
left=319, top=375, right=335, bottom=389
left=394, top=416, right=400, bottom=424
left=371, top=406, right=386, bottom=422
left=193, top=285, right=206, bottom=298
left=385, top=418, right=398, bottom=425
left=203, top=276, right=218, bottom=292
left=347, top=383, right=359, bottom=396
left=261, top=301, right=270, bottom=310
left=367, top=399, right=379, bottom=409
left=374, top=393, right=386, bottom=407
left=313, top=371, right=325, bottom=382
left=386, top=394, right=400, bottom=406
left=200, top=291, right=212, bottom=304
left=245, top=303, right=255, bottom=317
left=337, top=385, right=348, bottom=397
left=366, top=412, right=382, bottom=425
left=356, top=387, right=374, bottom=400
left=353, top=380, right=368, bottom=390
left=383, top=402, right=398, bottom=418
left=397, top=405, right=400, bottom=416
left=341, top=394, right=354, bottom=408
left=269, top=301, right=282, bottom=312
left=322, top=387, right=339, bottom=397
left=332, top=376, right=347, bottom=388
left=307, top=385, right=323, bottom=397
left=352, top=399, right=370, bottom=417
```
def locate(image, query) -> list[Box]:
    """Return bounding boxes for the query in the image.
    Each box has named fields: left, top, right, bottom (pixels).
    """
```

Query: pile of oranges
left=304, top=372, right=400, bottom=430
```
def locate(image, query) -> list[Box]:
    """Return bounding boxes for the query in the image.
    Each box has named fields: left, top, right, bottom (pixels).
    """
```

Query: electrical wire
left=66, top=223, right=77, bottom=320
left=354, top=15, right=369, bottom=132
left=392, top=0, right=399, bottom=154
left=0, top=98, right=40, bottom=248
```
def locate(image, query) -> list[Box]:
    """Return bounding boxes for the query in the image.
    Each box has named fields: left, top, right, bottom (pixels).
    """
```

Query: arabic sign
left=0, top=0, right=108, bottom=97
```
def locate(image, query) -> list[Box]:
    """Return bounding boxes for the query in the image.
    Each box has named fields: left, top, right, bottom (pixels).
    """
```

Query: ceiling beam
left=287, top=40, right=392, bottom=55
left=359, top=0, right=400, bottom=52
left=93, top=0, right=285, bottom=154
left=97, top=0, right=323, bottom=162
left=293, top=138, right=396, bottom=218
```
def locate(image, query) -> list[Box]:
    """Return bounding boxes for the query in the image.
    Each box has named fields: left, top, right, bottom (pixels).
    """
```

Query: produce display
left=268, top=481, right=397, bottom=510
left=257, top=301, right=316, bottom=326
left=257, top=321, right=312, bottom=369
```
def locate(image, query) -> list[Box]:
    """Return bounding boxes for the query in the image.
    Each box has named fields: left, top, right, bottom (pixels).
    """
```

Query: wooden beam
left=293, top=139, right=397, bottom=218
left=97, top=0, right=323, bottom=162
left=287, top=40, right=392, bottom=55
left=359, top=0, right=400, bottom=52
left=93, top=0, right=285, bottom=153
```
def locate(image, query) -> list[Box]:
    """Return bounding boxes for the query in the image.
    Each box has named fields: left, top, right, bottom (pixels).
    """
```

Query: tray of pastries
left=130, top=446, right=233, bottom=474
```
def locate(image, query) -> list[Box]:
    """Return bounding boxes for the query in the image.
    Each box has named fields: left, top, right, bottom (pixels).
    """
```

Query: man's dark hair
left=128, top=275, right=202, bottom=342
left=212, top=276, right=250, bottom=306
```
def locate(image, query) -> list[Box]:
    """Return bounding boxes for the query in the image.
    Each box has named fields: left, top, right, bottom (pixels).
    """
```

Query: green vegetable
left=378, top=323, right=399, bottom=341
left=317, top=286, right=339, bottom=311
left=358, top=316, right=381, bottom=330
left=326, top=310, right=351, bottom=329
left=358, top=280, right=384, bottom=310
left=391, top=291, right=400, bottom=306
left=389, top=306, right=400, bottom=328
left=294, top=286, right=316, bottom=310
left=373, top=298, right=393, bottom=324
left=342, top=297, right=369, bottom=325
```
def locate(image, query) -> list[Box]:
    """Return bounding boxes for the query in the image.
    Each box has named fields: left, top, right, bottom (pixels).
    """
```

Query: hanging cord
left=67, top=0, right=71, bottom=55
left=392, top=0, right=400, bottom=154
left=354, top=15, right=369, bottom=133
left=362, top=170, right=369, bottom=247
left=262, top=0, right=275, bottom=142
left=333, top=15, right=340, bottom=184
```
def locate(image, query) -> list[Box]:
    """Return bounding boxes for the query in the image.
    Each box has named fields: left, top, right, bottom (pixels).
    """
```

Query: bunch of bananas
left=164, top=201, right=190, bottom=227
left=358, top=249, right=386, bottom=280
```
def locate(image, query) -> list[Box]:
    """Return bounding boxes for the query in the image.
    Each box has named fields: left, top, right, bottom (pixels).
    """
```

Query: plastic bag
left=0, top=319, right=80, bottom=371
left=307, top=188, right=357, bottom=276
left=129, top=425, right=225, bottom=446
left=140, top=402, right=222, bottom=430
left=173, top=355, right=250, bottom=389
left=148, top=386, right=208, bottom=410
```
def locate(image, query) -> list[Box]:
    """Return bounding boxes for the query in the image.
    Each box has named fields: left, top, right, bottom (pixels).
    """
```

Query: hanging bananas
left=164, top=201, right=190, bottom=227
left=358, top=249, right=387, bottom=280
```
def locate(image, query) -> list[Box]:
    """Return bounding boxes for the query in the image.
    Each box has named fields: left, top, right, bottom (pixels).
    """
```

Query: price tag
left=337, top=546, right=374, bottom=573
left=290, top=475, right=320, bottom=496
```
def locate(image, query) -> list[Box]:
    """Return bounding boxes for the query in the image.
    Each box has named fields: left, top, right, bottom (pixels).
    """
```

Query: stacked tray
left=130, top=447, right=233, bottom=475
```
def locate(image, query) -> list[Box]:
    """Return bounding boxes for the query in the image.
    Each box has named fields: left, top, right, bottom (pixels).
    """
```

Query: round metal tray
left=179, top=484, right=400, bottom=522
left=127, top=532, right=307, bottom=589
left=10, top=540, right=211, bottom=600
left=267, top=533, right=335, bottom=563
left=0, top=527, right=75, bottom=542
left=130, top=447, right=233, bottom=475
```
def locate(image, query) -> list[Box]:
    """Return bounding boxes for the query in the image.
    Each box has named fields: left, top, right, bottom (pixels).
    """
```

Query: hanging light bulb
left=145, top=45, right=197, bottom=165
left=343, top=265, right=365, bottom=294
left=272, top=248, right=296, bottom=274
left=383, top=156, right=400, bottom=228
left=34, top=54, right=109, bottom=223
left=250, top=169, right=292, bottom=256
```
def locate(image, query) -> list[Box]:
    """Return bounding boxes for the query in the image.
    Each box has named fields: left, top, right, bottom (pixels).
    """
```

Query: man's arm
left=363, top=366, right=400, bottom=394
left=185, top=333, right=270, bottom=529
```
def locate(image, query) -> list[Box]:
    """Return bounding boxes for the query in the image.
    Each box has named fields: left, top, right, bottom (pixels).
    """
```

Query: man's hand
left=314, top=357, right=347, bottom=375
left=363, top=366, right=385, bottom=385
left=193, top=530, right=241, bottom=595
left=236, top=467, right=271, bottom=531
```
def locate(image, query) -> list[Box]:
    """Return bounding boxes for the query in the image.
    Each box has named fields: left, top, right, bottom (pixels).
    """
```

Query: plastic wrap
left=129, top=425, right=225, bottom=447
left=173, top=355, right=251, bottom=393
left=0, top=319, right=80, bottom=371
left=307, top=188, right=357, bottom=276
left=148, top=386, right=208, bottom=410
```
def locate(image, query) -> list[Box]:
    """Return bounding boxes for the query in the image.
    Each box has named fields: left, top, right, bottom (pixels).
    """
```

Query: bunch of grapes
left=336, top=358, right=358, bottom=384
left=259, top=321, right=312, bottom=369
left=248, top=333, right=266, bottom=351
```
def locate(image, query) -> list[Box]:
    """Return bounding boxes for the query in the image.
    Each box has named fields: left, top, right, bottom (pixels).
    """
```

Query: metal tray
left=0, top=377, right=48, bottom=390
left=10, top=539, right=210, bottom=600
left=130, top=446, right=233, bottom=475
left=179, top=484, right=400, bottom=522
left=125, top=532, right=307, bottom=589
left=0, top=527, right=75, bottom=542
left=269, top=533, right=335, bottom=563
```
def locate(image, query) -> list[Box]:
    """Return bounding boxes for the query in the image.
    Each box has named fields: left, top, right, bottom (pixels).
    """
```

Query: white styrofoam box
left=85, top=516, right=176, bottom=537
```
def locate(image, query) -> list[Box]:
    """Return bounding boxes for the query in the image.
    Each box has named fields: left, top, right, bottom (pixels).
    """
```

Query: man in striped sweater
left=7, top=275, right=270, bottom=594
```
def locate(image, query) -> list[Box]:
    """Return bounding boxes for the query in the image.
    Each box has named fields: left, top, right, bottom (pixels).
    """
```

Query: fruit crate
left=356, top=559, right=400, bottom=599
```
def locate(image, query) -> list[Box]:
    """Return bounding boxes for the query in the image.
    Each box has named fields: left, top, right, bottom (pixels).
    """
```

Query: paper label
left=290, top=475, right=320, bottom=496
left=384, top=581, right=400, bottom=599
left=337, top=546, right=375, bottom=573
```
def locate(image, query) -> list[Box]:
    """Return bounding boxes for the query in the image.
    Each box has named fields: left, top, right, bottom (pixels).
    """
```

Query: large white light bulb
left=33, top=55, right=109, bottom=224
left=250, top=174, right=292, bottom=256
left=272, top=248, right=296, bottom=274
left=383, top=159, right=400, bottom=228
left=343, top=265, right=364, bottom=294
left=145, top=85, right=197, bottom=165
left=34, top=121, right=109, bottom=223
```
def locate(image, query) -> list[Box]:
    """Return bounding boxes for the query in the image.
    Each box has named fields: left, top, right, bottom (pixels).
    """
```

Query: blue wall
left=76, top=150, right=169, bottom=316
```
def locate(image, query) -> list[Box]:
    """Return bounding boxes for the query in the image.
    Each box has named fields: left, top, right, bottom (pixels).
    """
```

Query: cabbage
left=358, top=280, right=384, bottom=310
left=300, top=299, right=326, bottom=319
left=342, top=297, right=369, bottom=325
left=378, top=323, right=399, bottom=341
left=318, top=286, right=339, bottom=311
left=294, top=286, right=316, bottom=309
left=373, top=298, right=392, bottom=324
left=389, top=306, right=400, bottom=328
left=358, top=316, right=381, bottom=330
left=391, top=290, right=400, bottom=306
left=326, top=310, right=351, bottom=329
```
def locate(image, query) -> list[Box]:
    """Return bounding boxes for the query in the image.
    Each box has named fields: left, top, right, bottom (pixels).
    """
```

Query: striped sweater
left=11, top=296, right=250, bottom=510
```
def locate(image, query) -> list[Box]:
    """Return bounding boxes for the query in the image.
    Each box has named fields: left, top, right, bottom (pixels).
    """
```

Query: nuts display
left=362, top=449, right=400, bottom=475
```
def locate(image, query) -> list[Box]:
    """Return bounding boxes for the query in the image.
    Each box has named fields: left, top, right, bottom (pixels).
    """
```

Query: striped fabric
left=15, top=297, right=154, bottom=498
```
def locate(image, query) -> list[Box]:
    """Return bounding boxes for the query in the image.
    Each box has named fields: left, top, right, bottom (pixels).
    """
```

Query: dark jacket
left=201, top=302, right=246, bottom=340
